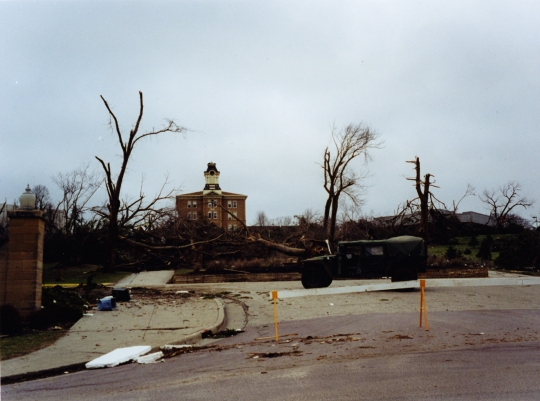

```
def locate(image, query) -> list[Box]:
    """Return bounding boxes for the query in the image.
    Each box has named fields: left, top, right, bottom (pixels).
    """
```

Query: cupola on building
left=176, top=163, right=247, bottom=230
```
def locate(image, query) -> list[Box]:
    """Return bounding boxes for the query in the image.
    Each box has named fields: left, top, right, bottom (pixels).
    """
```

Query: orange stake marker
left=272, top=290, right=279, bottom=341
left=419, top=279, right=429, bottom=331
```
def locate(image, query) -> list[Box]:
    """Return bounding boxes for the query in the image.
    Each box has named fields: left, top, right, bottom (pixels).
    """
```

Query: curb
left=1, top=362, right=88, bottom=385
left=2, top=298, right=227, bottom=385
left=154, top=298, right=226, bottom=351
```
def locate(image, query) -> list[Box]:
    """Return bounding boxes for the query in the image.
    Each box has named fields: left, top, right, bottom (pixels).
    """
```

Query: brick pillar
left=0, top=210, right=45, bottom=318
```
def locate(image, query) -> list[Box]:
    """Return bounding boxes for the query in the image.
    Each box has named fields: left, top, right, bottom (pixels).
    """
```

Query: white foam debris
left=85, top=346, right=151, bottom=369
left=136, top=351, right=164, bottom=364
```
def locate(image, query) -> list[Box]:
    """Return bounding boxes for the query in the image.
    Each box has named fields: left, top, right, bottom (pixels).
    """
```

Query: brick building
left=176, top=163, right=247, bottom=230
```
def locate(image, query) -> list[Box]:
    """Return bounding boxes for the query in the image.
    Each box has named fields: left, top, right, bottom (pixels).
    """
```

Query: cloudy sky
left=2, top=1, right=539, bottom=225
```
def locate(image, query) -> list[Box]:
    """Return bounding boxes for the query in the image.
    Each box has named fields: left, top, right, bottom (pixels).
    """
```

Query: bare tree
left=93, top=175, right=176, bottom=232
left=32, top=185, right=52, bottom=210
left=322, top=123, right=382, bottom=247
left=256, top=211, right=268, bottom=227
left=397, top=157, right=475, bottom=244
left=405, top=156, right=440, bottom=243
left=479, top=181, right=534, bottom=231
left=95, top=91, right=186, bottom=271
left=53, top=164, right=102, bottom=234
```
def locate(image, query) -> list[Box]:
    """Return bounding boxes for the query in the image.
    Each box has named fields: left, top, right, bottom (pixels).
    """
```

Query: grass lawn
left=0, top=331, right=65, bottom=361
left=42, top=263, right=131, bottom=285
left=428, top=234, right=515, bottom=262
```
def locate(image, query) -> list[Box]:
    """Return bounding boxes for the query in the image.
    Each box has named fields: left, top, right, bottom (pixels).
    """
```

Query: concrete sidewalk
left=1, top=271, right=226, bottom=381
left=2, top=269, right=538, bottom=382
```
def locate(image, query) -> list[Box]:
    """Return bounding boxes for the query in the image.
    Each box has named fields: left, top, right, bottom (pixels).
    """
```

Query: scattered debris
left=161, top=344, right=192, bottom=351
left=85, top=345, right=151, bottom=369
left=247, top=350, right=303, bottom=359
left=112, top=288, right=131, bottom=302
left=255, top=333, right=298, bottom=341
left=204, top=329, right=245, bottom=339
left=97, top=296, right=116, bottom=311
left=161, top=344, right=220, bottom=358
left=389, top=335, right=413, bottom=340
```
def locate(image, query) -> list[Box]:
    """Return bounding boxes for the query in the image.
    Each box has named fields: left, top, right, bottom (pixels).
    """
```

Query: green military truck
left=300, top=235, right=427, bottom=289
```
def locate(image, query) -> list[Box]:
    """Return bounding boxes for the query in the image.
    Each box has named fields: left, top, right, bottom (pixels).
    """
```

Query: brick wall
left=221, top=197, right=246, bottom=229
left=177, top=194, right=246, bottom=229
left=0, top=211, right=45, bottom=317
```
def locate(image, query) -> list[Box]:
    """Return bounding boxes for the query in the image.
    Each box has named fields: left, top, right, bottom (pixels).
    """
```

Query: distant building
left=455, top=211, right=495, bottom=226
left=0, top=203, right=16, bottom=224
left=373, top=210, right=495, bottom=227
left=175, top=163, right=247, bottom=230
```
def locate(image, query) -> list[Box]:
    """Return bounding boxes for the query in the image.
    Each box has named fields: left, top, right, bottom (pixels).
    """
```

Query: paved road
left=4, top=309, right=540, bottom=400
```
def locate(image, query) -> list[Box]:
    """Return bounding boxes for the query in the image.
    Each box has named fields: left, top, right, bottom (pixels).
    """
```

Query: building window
left=233, top=201, right=237, bottom=208
left=213, top=211, right=218, bottom=219
left=192, top=201, right=197, bottom=208
left=187, top=212, right=191, bottom=220
left=233, top=224, right=237, bottom=231
left=208, top=212, right=212, bottom=219
left=187, top=201, right=191, bottom=208
left=228, top=201, right=232, bottom=208
left=192, top=212, right=197, bottom=220
left=208, top=199, right=217, bottom=208
left=228, top=224, right=232, bottom=231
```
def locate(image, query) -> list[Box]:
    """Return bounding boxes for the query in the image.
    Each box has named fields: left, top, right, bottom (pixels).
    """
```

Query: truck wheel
left=322, top=274, right=333, bottom=288
left=391, top=268, right=417, bottom=282
left=301, top=266, right=331, bottom=289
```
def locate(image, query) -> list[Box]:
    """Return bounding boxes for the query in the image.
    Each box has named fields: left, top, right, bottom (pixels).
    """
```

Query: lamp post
left=19, top=184, right=36, bottom=210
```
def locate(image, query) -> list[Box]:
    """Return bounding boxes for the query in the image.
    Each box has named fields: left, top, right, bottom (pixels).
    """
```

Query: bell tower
left=203, top=162, right=222, bottom=195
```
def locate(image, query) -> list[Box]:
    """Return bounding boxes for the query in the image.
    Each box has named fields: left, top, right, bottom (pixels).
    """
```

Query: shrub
left=445, top=245, right=462, bottom=260
left=495, top=230, right=540, bottom=270
left=28, top=286, right=86, bottom=330
left=476, top=238, right=492, bottom=261
left=468, top=235, right=479, bottom=248
left=28, top=306, right=83, bottom=330
left=0, top=304, right=22, bottom=335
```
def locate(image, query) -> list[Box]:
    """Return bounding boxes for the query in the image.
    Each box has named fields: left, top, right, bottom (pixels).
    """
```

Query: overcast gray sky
left=2, top=1, right=539, bottom=225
